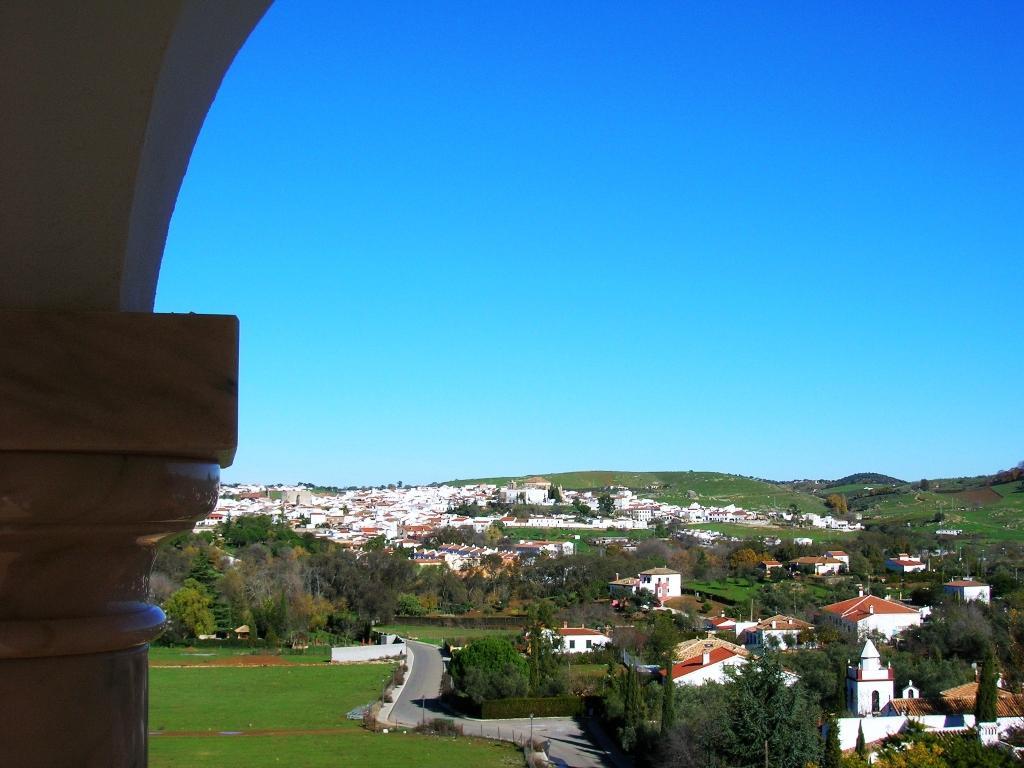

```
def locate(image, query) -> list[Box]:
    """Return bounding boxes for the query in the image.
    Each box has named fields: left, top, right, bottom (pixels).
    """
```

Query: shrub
left=415, top=718, right=463, bottom=737
left=480, top=695, right=583, bottom=719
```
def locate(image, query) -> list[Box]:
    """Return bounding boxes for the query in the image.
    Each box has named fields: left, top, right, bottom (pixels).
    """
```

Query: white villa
left=821, top=591, right=922, bottom=640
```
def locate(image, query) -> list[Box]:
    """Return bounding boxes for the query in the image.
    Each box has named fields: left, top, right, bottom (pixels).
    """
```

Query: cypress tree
left=855, top=721, right=866, bottom=758
left=660, top=670, right=676, bottom=734
left=822, top=714, right=842, bottom=768
left=975, top=648, right=999, bottom=723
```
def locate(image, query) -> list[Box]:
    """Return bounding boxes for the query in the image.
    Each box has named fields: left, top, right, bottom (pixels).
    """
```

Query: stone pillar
left=0, top=311, right=238, bottom=767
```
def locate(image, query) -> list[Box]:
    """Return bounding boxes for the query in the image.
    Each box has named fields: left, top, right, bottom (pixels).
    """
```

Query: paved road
left=390, top=640, right=628, bottom=768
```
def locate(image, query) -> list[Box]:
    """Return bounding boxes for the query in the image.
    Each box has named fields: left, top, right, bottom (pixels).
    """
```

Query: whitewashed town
left=168, top=472, right=1024, bottom=765
left=202, top=476, right=863, bottom=552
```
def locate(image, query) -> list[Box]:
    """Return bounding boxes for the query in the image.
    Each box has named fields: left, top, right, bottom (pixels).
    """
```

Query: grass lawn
left=151, top=733, right=523, bottom=768
left=149, top=662, right=523, bottom=767
left=683, top=522, right=847, bottom=543
left=687, top=578, right=761, bottom=604
left=150, top=665, right=392, bottom=732
left=375, top=624, right=520, bottom=646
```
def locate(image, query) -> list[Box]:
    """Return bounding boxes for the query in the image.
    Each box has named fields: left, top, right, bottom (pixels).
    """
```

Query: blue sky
left=157, top=1, right=1023, bottom=486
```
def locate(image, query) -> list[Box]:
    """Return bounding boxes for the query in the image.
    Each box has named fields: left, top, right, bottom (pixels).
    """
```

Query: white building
left=747, top=615, right=814, bottom=650
left=885, top=553, right=926, bottom=574
left=832, top=680, right=1024, bottom=753
left=554, top=624, right=612, bottom=654
left=846, top=640, right=894, bottom=715
left=943, top=579, right=991, bottom=604
left=636, top=567, right=682, bottom=602
left=670, top=643, right=747, bottom=687
left=821, top=591, right=922, bottom=640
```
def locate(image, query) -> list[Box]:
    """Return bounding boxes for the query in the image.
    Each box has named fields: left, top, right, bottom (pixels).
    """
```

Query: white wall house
left=943, top=579, right=991, bottom=603
left=748, top=615, right=814, bottom=650
left=885, top=554, right=926, bottom=573
left=822, top=592, right=922, bottom=640
left=670, top=645, right=747, bottom=687
left=555, top=624, right=612, bottom=654
left=636, top=567, right=682, bottom=602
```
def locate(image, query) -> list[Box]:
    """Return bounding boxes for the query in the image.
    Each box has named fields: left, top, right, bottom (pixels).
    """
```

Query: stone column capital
left=0, top=310, right=238, bottom=467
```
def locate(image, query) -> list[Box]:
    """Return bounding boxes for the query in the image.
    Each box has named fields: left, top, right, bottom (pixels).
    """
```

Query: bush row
left=480, top=695, right=583, bottom=719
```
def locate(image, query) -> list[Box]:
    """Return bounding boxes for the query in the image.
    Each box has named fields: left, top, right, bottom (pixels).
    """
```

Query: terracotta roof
left=609, top=577, right=639, bottom=586
left=888, top=692, right=1024, bottom=718
left=760, top=560, right=783, bottom=567
left=822, top=594, right=919, bottom=622
left=939, top=681, right=1014, bottom=700
left=945, top=580, right=987, bottom=588
left=755, top=614, right=813, bottom=631
left=671, top=646, right=739, bottom=679
left=791, top=556, right=844, bottom=566
left=558, top=627, right=608, bottom=637
left=639, top=567, right=680, bottom=576
left=674, top=636, right=748, bottom=660
left=707, top=616, right=736, bottom=627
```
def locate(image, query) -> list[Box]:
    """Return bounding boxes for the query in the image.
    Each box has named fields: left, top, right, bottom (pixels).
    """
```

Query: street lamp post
left=530, top=713, right=534, bottom=748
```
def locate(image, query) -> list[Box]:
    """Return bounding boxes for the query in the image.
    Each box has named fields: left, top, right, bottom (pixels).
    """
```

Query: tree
left=525, top=602, right=565, bottom=697
left=822, top=714, right=842, bottom=768
left=975, top=646, right=998, bottom=722
left=396, top=593, right=425, bottom=616
left=920, top=479, right=931, bottom=491
left=572, top=498, right=592, bottom=517
left=855, top=721, right=866, bottom=758
left=660, top=675, right=676, bottom=735
left=646, top=613, right=682, bottom=664
left=598, top=493, right=615, bottom=516
left=619, top=666, right=645, bottom=751
left=722, top=653, right=822, bottom=768
left=548, top=485, right=563, bottom=503
left=163, top=579, right=215, bottom=639
left=449, top=637, right=529, bottom=704
left=825, top=494, right=849, bottom=515
left=728, top=547, right=761, bottom=575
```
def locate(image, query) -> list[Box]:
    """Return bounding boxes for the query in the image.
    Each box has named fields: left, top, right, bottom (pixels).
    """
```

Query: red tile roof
left=822, top=594, right=918, bottom=622
left=671, top=646, right=738, bottom=679
left=558, top=627, right=607, bottom=637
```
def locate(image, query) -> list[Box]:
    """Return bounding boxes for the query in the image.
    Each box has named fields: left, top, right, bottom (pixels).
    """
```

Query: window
left=871, top=690, right=880, bottom=712
left=586, top=640, right=592, bottom=649
left=569, top=640, right=575, bottom=649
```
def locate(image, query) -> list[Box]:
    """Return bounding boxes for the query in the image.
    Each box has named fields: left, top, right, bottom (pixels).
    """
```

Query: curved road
left=390, top=640, right=627, bottom=768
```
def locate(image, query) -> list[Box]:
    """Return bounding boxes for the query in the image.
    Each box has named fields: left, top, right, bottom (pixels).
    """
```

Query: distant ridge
left=825, top=472, right=905, bottom=487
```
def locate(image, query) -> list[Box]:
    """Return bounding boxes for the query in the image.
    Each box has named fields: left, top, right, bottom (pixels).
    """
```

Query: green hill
left=447, top=470, right=827, bottom=514
left=445, top=467, right=1024, bottom=542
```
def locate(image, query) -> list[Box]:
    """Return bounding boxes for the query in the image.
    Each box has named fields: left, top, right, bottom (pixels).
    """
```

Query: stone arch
left=0, top=1, right=271, bottom=312
left=1, top=4, right=268, bottom=765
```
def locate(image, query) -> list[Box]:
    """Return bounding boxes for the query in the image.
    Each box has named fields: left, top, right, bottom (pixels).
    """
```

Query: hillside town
left=201, top=476, right=862, bottom=555
left=159, top=475, right=1024, bottom=766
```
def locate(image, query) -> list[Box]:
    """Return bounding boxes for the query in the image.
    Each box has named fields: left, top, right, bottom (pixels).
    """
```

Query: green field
left=682, top=522, right=847, bottom=543
left=152, top=734, right=523, bottom=768
left=375, top=624, right=520, bottom=646
left=507, top=526, right=658, bottom=553
left=150, top=665, right=392, bottom=732
left=149, top=662, right=522, bottom=767
left=687, top=578, right=761, bottom=604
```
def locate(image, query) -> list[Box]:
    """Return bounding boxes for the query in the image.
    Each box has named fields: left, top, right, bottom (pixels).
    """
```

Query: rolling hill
left=447, top=470, right=828, bottom=514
